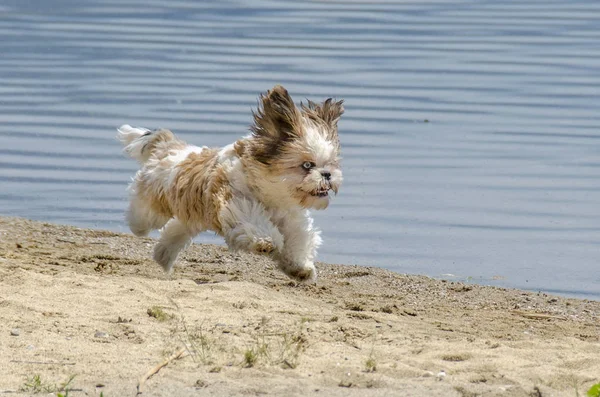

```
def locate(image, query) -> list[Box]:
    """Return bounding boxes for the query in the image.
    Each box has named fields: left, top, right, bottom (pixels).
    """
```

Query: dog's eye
left=302, top=161, right=314, bottom=170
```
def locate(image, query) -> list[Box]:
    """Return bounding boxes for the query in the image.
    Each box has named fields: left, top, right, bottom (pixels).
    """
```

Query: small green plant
left=365, top=357, right=377, bottom=372
left=19, top=374, right=76, bottom=395
left=56, top=375, right=76, bottom=397
left=588, top=383, right=600, bottom=397
left=244, top=348, right=258, bottom=367
left=364, top=333, right=377, bottom=372
left=20, top=374, right=54, bottom=394
left=147, top=306, right=170, bottom=322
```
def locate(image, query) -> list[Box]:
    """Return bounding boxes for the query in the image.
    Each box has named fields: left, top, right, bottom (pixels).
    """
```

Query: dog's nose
left=321, top=171, right=331, bottom=180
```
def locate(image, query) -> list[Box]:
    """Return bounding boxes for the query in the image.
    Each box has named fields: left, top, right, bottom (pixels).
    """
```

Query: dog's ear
left=249, top=85, right=302, bottom=164
left=302, top=98, right=345, bottom=128
left=252, top=85, right=302, bottom=140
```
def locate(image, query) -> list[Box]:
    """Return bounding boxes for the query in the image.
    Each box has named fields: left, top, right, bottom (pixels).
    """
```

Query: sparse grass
left=243, top=334, right=269, bottom=367
left=166, top=300, right=215, bottom=365
left=167, top=306, right=308, bottom=371
left=276, top=328, right=307, bottom=369
left=20, top=374, right=54, bottom=394
left=364, top=334, right=377, bottom=372
left=147, top=306, right=171, bottom=322
left=240, top=320, right=308, bottom=369
left=20, top=374, right=76, bottom=395
left=56, top=375, right=76, bottom=397
left=180, top=319, right=214, bottom=365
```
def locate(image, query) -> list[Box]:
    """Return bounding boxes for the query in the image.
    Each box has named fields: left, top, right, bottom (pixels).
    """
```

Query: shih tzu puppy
left=117, top=85, right=343, bottom=282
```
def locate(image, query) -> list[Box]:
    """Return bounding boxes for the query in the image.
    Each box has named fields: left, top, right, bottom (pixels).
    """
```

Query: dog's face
left=243, top=85, right=343, bottom=210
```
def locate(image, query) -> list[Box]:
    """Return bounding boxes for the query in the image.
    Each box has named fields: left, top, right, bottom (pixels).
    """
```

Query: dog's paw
left=130, top=225, right=151, bottom=237
left=153, top=242, right=177, bottom=272
left=251, top=237, right=276, bottom=255
left=279, top=261, right=317, bottom=284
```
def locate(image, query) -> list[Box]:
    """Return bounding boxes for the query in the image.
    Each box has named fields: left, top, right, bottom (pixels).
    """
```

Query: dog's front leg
left=274, top=211, right=322, bottom=283
left=219, top=197, right=284, bottom=256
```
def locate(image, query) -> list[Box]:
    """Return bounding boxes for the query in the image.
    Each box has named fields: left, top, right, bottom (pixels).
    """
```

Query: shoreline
left=0, top=216, right=598, bottom=396
left=6, top=216, right=596, bottom=303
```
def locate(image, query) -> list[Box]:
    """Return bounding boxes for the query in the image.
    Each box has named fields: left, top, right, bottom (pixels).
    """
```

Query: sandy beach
left=0, top=216, right=598, bottom=396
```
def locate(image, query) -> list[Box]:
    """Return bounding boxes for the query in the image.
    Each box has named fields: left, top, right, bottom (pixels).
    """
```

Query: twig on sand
left=510, top=310, right=564, bottom=320
left=56, top=238, right=77, bottom=244
left=136, top=347, right=188, bottom=395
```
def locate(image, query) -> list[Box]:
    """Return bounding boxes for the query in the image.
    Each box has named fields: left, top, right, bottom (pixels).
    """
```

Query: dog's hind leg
left=126, top=194, right=170, bottom=237
left=153, top=218, right=198, bottom=272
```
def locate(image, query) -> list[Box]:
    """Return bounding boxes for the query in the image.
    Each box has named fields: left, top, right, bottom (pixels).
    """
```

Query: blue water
left=0, top=0, right=599, bottom=299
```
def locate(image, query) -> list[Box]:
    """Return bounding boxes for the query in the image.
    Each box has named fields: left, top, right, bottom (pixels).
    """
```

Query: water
left=0, top=0, right=598, bottom=300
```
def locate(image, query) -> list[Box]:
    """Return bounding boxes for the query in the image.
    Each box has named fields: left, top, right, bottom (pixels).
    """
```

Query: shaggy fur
left=118, top=85, right=343, bottom=282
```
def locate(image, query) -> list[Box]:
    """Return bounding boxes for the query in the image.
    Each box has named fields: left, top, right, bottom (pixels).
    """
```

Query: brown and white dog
left=118, top=85, right=343, bottom=282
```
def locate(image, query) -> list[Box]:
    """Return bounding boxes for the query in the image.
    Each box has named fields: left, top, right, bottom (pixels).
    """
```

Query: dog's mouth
left=310, top=188, right=329, bottom=198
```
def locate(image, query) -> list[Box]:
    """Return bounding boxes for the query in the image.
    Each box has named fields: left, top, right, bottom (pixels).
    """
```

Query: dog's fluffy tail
left=118, top=123, right=182, bottom=164
left=117, top=124, right=153, bottom=163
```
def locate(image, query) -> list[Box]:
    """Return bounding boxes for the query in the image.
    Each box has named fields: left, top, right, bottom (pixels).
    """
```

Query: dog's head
left=243, top=85, right=343, bottom=210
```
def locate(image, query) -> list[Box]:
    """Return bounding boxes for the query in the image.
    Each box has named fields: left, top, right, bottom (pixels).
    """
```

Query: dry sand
left=0, top=216, right=598, bottom=397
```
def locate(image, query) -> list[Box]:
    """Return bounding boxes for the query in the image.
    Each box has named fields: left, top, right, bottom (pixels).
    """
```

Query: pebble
left=94, top=331, right=110, bottom=339
left=10, top=328, right=20, bottom=336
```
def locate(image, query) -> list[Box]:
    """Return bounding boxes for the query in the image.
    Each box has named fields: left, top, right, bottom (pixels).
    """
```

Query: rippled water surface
left=1, top=0, right=599, bottom=299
